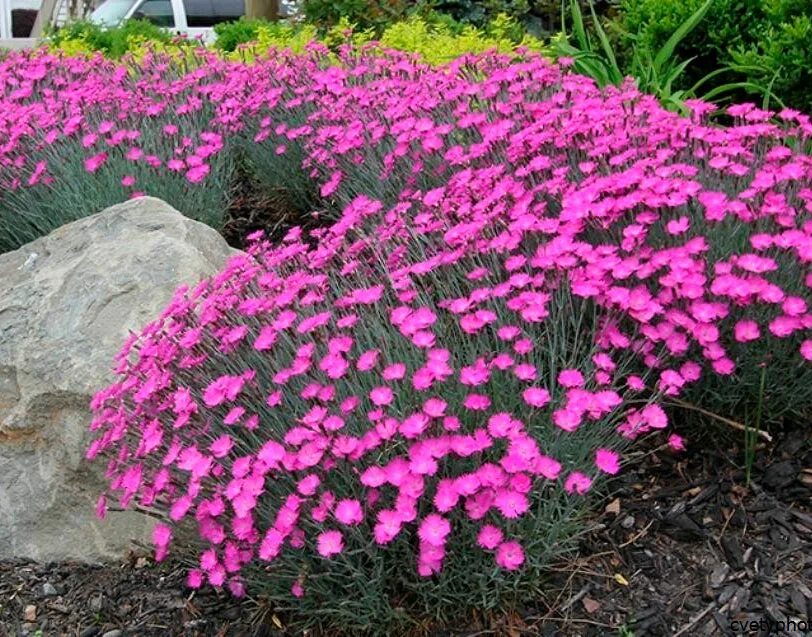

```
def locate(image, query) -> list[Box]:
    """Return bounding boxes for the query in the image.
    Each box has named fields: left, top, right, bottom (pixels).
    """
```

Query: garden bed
left=2, top=427, right=808, bottom=636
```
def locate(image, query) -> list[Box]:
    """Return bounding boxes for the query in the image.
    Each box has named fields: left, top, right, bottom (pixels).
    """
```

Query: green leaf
left=569, top=0, right=590, bottom=51
left=653, top=0, right=713, bottom=72
left=588, top=0, right=621, bottom=80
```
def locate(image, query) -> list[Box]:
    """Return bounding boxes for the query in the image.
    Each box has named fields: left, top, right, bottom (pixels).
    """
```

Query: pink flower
left=668, top=433, right=686, bottom=451
left=316, top=530, right=344, bottom=558
left=522, top=387, right=550, bottom=408
left=334, top=499, right=363, bottom=525
left=152, top=523, right=172, bottom=561
left=297, top=474, right=321, bottom=496
left=423, top=397, right=447, bottom=417
left=494, top=489, right=529, bottom=519
left=209, top=435, right=234, bottom=458
left=558, top=369, right=585, bottom=388
left=495, top=541, right=525, bottom=571
left=734, top=320, right=760, bottom=343
left=641, top=404, right=668, bottom=429
left=463, top=394, right=491, bottom=410
left=595, top=449, right=620, bottom=475
left=353, top=285, right=384, bottom=304
left=373, top=509, right=402, bottom=544
left=369, top=386, right=394, bottom=406
left=553, top=408, right=582, bottom=432
left=357, top=349, right=380, bottom=371
left=564, top=471, right=592, bottom=495
left=801, top=340, right=812, bottom=361
left=187, top=569, right=203, bottom=589
left=361, top=466, right=387, bottom=487
left=186, top=164, right=210, bottom=183
left=477, top=524, right=503, bottom=550
left=84, top=152, right=107, bottom=173
left=417, top=513, right=451, bottom=546
left=291, top=581, right=305, bottom=598
left=203, top=375, right=245, bottom=407
left=535, top=455, right=562, bottom=480
left=383, top=363, right=406, bottom=380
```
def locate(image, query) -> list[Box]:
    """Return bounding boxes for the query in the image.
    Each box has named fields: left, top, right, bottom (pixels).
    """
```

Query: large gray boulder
left=0, top=197, right=237, bottom=562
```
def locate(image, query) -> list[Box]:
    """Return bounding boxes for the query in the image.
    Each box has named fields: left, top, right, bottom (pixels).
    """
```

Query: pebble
left=90, top=593, right=104, bottom=613
left=79, top=628, right=100, bottom=637
left=102, top=630, right=123, bottom=637
left=23, top=604, right=37, bottom=622
left=710, top=562, right=730, bottom=588
left=621, top=515, right=635, bottom=529
left=43, top=581, right=58, bottom=597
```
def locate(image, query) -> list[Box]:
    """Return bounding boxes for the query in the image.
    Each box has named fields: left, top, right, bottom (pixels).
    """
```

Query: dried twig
left=668, top=398, right=773, bottom=442
left=672, top=601, right=715, bottom=637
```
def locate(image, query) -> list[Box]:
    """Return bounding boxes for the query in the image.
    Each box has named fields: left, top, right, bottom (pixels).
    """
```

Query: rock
left=23, top=604, right=36, bottom=622
left=102, top=630, right=123, bottom=637
left=42, top=581, right=58, bottom=597
left=79, top=628, right=100, bottom=637
left=0, top=197, right=239, bottom=562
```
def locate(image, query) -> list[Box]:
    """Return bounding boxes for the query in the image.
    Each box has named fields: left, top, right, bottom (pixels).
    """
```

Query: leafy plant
left=429, top=0, right=531, bottom=28
left=47, top=19, right=175, bottom=58
left=613, top=0, right=812, bottom=112
left=214, top=17, right=271, bottom=53
left=729, top=10, right=812, bottom=113
left=551, top=0, right=776, bottom=113
left=301, top=0, right=418, bottom=34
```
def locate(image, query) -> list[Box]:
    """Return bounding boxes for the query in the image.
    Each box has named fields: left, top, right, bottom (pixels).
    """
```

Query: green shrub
left=729, top=3, right=812, bottom=113
left=214, top=16, right=271, bottom=53
left=301, top=0, right=417, bottom=34
left=611, top=0, right=812, bottom=111
left=430, top=0, right=531, bottom=28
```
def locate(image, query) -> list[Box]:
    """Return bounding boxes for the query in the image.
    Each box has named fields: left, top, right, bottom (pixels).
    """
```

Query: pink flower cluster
left=32, top=44, right=806, bottom=599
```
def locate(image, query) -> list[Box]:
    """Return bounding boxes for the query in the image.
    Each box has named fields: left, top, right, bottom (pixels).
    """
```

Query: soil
left=1, top=427, right=809, bottom=637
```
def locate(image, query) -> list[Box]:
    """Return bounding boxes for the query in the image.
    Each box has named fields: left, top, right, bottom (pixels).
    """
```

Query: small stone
left=90, top=593, right=104, bottom=613
left=621, top=515, right=635, bottom=529
left=23, top=604, right=36, bottom=622
left=42, top=581, right=58, bottom=597
left=79, top=628, right=100, bottom=637
left=709, top=562, right=729, bottom=588
left=717, top=583, right=738, bottom=605
left=102, top=630, right=123, bottom=637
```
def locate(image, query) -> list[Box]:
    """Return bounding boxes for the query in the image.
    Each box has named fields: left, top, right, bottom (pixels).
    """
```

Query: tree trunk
left=245, top=0, right=279, bottom=20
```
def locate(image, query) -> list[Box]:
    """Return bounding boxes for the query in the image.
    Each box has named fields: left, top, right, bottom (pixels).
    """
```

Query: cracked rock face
left=0, top=197, right=237, bottom=562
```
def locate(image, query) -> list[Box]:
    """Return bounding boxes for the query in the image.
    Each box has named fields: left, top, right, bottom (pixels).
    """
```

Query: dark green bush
left=729, top=3, right=812, bottom=112
left=213, top=16, right=271, bottom=52
left=611, top=0, right=765, bottom=88
left=611, top=0, right=812, bottom=111
left=301, top=0, right=418, bottom=34
left=430, top=0, right=531, bottom=28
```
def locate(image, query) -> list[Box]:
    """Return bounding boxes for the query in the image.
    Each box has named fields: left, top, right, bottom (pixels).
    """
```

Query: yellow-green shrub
left=47, top=14, right=548, bottom=67
left=236, top=14, right=547, bottom=65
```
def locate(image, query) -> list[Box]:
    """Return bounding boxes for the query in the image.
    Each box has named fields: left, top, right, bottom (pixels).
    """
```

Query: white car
left=90, top=0, right=246, bottom=43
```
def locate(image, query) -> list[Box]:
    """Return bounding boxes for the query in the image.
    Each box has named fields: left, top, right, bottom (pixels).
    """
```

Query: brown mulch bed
left=1, top=428, right=809, bottom=637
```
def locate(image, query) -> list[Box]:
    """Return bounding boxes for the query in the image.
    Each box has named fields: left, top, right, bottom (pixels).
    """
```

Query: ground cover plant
left=0, top=42, right=785, bottom=632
